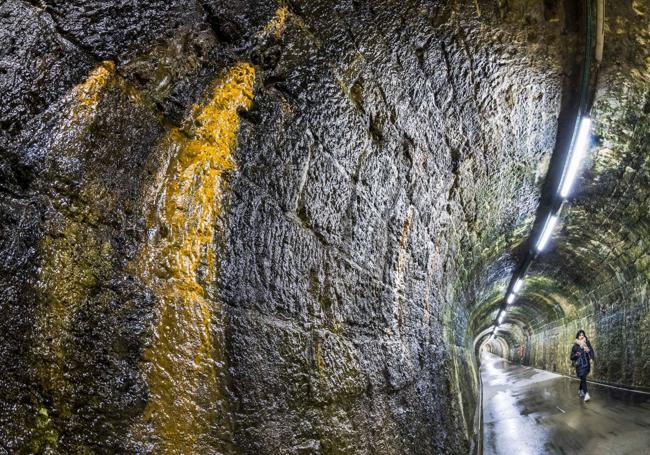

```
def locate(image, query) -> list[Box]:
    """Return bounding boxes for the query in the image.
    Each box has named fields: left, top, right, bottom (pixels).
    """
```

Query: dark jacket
left=570, top=339, right=594, bottom=376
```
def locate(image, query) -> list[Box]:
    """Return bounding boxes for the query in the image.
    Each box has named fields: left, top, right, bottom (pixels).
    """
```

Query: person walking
left=570, top=329, right=595, bottom=401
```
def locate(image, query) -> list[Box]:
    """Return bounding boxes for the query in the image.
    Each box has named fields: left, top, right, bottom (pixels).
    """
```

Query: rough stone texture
left=0, top=0, right=93, bottom=157
left=0, top=0, right=589, bottom=453
left=480, top=1, right=650, bottom=393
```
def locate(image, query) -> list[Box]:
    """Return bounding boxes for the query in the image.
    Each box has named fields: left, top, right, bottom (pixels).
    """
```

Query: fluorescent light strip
left=560, top=117, right=592, bottom=198
left=536, top=215, right=559, bottom=252
left=506, top=293, right=515, bottom=304
left=513, top=278, right=523, bottom=293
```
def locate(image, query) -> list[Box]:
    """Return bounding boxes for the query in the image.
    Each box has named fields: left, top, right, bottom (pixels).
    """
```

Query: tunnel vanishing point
left=1, top=0, right=649, bottom=453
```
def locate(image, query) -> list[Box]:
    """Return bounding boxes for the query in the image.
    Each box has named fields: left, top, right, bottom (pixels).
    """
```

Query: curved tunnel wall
left=0, top=0, right=647, bottom=453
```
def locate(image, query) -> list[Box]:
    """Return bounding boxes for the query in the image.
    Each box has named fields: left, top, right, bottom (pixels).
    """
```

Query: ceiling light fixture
left=560, top=117, right=592, bottom=198
left=536, top=215, right=558, bottom=252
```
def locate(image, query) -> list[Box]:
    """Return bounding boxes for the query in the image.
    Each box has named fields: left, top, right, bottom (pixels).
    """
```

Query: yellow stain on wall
left=37, top=221, right=113, bottom=416
left=33, top=62, right=116, bottom=450
left=132, top=63, right=255, bottom=452
left=74, top=61, right=116, bottom=116
left=260, top=6, right=289, bottom=38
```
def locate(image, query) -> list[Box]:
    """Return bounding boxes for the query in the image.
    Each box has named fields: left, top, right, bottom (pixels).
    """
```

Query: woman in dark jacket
left=570, top=329, right=595, bottom=401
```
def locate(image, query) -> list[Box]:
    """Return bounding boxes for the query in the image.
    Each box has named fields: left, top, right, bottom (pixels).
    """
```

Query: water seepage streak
left=130, top=63, right=255, bottom=452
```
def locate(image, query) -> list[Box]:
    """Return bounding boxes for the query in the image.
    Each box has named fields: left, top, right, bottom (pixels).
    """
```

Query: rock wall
left=1, top=0, right=576, bottom=453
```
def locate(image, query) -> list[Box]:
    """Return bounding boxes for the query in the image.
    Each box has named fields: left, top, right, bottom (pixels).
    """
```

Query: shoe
left=584, top=393, right=590, bottom=402
left=579, top=390, right=584, bottom=398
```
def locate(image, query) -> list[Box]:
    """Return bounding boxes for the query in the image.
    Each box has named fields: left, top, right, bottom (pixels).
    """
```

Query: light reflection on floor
left=481, top=352, right=650, bottom=455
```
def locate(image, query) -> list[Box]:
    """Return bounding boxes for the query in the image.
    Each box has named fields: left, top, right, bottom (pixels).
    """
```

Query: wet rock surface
left=0, top=0, right=594, bottom=453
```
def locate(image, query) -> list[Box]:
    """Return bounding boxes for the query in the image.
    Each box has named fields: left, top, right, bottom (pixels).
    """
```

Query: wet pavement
left=481, top=352, right=650, bottom=455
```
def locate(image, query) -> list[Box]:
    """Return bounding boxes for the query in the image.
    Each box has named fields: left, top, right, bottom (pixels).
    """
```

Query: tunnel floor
left=480, top=352, right=650, bottom=455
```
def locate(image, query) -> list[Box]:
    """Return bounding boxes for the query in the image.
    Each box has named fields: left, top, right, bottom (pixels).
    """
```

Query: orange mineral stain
left=260, top=6, right=289, bottom=38
left=132, top=63, right=255, bottom=452
left=74, top=61, right=116, bottom=115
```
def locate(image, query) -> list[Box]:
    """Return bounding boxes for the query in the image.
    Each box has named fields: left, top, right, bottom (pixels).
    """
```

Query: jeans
left=578, top=373, right=588, bottom=395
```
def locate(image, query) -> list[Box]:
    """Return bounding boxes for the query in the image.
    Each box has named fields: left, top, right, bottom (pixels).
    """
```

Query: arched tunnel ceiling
left=470, top=275, right=580, bottom=344
left=478, top=86, right=650, bottom=350
left=470, top=2, right=650, bottom=360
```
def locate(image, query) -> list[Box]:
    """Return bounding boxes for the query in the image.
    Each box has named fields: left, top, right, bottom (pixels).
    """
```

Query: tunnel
left=1, top=0, right=649, bottom=453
